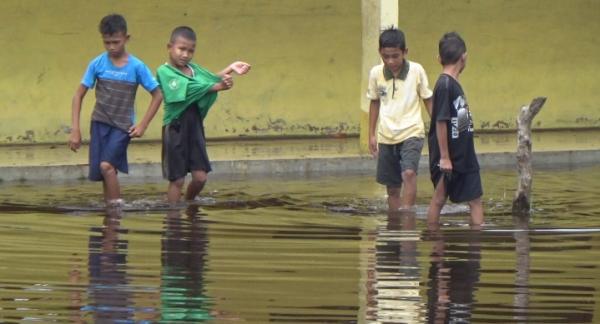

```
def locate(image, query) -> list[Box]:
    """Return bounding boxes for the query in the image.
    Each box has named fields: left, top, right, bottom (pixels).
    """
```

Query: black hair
left=99, top=14, right=127, bottom=35
left=170, top=26, right=196, bottom=43
left=379, top=26, right=406, bottom=50
left=439, top=32, right=467, bottom=65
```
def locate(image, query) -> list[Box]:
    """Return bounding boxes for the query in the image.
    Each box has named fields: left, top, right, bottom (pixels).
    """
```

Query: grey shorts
left=376, top=137, right=424, bottom=187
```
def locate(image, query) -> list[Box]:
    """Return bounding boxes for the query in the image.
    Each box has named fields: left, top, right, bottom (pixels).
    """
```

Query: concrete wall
left=1, top=1, right=599, bottom=145
left=0, top=0, right=362, bottom=144
left=396, top=0, right=600, bottom=130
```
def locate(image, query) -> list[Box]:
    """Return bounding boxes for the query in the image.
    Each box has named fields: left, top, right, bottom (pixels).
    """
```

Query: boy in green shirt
left=157, top=26, right=250, bottom=204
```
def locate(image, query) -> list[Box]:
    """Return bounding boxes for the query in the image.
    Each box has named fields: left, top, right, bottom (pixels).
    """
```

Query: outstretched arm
left=68, top=85, right=88, bottom=152
left=129, top=88, right=163, bottom=138
left=217, top=61, right=251, bottom=77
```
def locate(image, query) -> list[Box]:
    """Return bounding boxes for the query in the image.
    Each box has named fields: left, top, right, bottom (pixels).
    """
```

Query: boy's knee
left=99, top=161, right=116, bottom=175
left=401, top=169, right=417, bottom=181
left=387, top=186, right=401, bottom=197
left=469, top=197, right=483, bottom=207
left=430, top=195, right=446, bottom=209
left=171, top=178, right=185, bottom=189
left=191, top=171, right=208, bottom=185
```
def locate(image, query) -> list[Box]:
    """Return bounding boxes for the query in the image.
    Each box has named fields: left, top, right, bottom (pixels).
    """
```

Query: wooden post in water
left=512, top=97, right=547, bottom=216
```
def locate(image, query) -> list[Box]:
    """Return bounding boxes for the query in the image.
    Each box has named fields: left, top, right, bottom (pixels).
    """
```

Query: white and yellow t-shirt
left=366, top=60, right=432, bottom=144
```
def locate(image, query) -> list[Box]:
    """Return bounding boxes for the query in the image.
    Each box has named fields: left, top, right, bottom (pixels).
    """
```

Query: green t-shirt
left=156, top=63, right=222, bottom=125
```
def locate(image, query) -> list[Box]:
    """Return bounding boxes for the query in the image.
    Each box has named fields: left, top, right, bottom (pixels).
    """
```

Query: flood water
left=0, top=165, right=599, bottom=323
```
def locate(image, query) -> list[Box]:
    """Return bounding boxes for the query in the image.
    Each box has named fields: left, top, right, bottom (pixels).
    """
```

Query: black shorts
left=376, top=137, right=424, bottom=187
left=162, top=105, right=212, bottom=181
left=431, top=168, right=483, bottom=203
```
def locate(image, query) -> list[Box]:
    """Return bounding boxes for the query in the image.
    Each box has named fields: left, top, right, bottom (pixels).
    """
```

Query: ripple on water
left=0, top=166, right=599, bottom=322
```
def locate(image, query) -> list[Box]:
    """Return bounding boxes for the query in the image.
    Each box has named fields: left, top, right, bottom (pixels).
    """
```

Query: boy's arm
left=368, top=100, right=380, bottom=158
left=210, top=74, right=233, bottom=92
left=68, top=85, right=88, bottom=152
left=217, top=61, right=251, bottom=77
left=129, top=88, right=163, bottom=138
left=423, top=97, right=433, bottom=117
left=436, top=121, right=452, bottom=172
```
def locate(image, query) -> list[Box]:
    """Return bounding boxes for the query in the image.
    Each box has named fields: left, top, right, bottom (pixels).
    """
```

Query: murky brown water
left=0, top=166, right=599, bottom=323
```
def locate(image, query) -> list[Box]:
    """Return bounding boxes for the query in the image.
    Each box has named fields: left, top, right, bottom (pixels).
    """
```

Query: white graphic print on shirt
left=450, top=95, right=474, bottom=139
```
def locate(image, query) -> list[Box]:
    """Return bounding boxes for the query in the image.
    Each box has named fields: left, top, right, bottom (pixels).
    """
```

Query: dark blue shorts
left=89, top=121, right=130, bottom=181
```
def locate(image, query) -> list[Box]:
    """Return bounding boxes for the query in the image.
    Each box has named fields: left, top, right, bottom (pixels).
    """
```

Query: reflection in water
left=1, top=167, right=600, bottom=322
left=425, top=226, right=481, bottom=324
left=161, top=208, right=212, bottom=322
left=84, top=208, right=133, bottom=322
left=367, top=211, right=423, bottom=323
left=513, top=216, right=530, bottom=323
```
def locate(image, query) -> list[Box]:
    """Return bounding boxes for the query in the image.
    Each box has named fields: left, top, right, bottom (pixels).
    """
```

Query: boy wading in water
left=367, top=27, right=433, bottom=211
left=157, top=26, right=250, bottom=205
left=427, top=32, right=484, bottom=227
left=68, top=14, right=163, bottom=206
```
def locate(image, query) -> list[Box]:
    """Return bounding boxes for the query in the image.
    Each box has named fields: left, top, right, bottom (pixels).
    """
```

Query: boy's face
left=168, top=36, right=196, bottom=68
left=379, top=47, right=407, bottom=73
left=102, top=32, right=129, bottom=57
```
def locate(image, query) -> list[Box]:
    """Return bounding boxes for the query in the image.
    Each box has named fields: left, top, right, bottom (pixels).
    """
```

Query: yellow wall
left=0, top=0, right=362, bottom=144
left=397, top=0, right=600, bottom=130
left=1, top=1, right=599, bottom=145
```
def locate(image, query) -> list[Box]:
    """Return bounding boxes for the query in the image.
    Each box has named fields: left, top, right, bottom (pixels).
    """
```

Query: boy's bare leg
left=468, top=197, right=484, bottom=226
left=185, top=170, right=208, bottom=201
left=167, top=178, right=185, bottom=204
left=400, top=169, right=417, bottom=209
left=386, top=186, right=401, bottom=211
left=427, top=177, right=447, bottom=225
left=100, top=161, right=120, bottom=203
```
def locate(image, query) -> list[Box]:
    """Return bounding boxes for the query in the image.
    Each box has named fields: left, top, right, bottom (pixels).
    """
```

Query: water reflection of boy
left=367, top=211, right=422, bottom=322
left=425, top=227, right=481, bottom=323
left=84, top=209, right=134, bottom=321
left=160, top=210, right=212, bottom=321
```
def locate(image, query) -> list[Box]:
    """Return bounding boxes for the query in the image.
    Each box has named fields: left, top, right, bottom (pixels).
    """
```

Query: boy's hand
left=128, top=124, right=147, bottom=138
left=222, top=74, right=234, bottom=89
left=68, top=129, right=82, bottom=152
left=229, top=61, right=251, bottom=75
left=368, top=136, right=378, bottom=158
left=438, top=157, right=453, bottom=173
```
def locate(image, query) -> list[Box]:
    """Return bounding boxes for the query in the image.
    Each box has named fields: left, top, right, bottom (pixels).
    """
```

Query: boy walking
left=157, top=26, right=250, bottom=204
left=427, top=32, right=484, bottom=226
left=367, top=27, right=433, bottom=211
left=68, top=14, right=163, bottom=206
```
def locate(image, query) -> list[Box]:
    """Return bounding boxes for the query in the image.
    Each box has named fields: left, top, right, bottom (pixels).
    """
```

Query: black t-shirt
left=428, top=74, right=479, bottom=173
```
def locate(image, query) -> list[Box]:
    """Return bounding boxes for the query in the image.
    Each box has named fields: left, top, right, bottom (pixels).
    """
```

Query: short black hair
left=379, top=26, right=406, bottom=50
left=439, top=32, right=467, bottom=65
left=170, top=26, right=196, bottom=43
left=99, top=14, right=127, bottom=35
